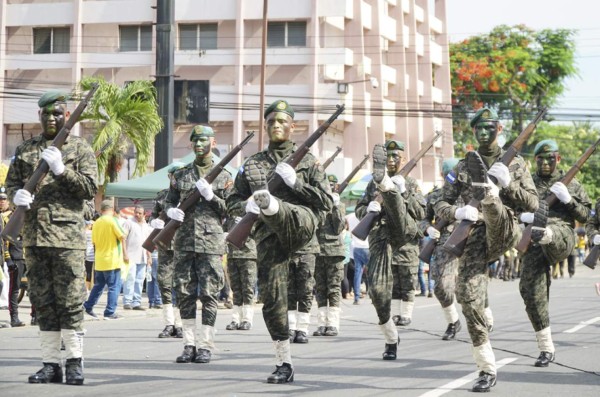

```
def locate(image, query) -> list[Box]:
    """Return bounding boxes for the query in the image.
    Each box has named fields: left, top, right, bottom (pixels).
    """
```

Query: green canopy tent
left=105, top=153, right=237, bottom=200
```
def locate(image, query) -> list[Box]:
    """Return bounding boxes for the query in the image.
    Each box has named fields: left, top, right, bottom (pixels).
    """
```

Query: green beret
left=533, top=139, right=559, bottom=156
left=385, top=140, right=405, bottom=151
left=167, top=162, right=185, bottom=174
left=442, top=158, right=460, bottom=177
left=189, top=125, right=215, bottom=140
left=264, top=100, right=294, bottom=119
left=327, top=174, right=338, bottom=183
left=38, top=91, right=70, bottom=108
left=470, top=107, right=499, bottom=127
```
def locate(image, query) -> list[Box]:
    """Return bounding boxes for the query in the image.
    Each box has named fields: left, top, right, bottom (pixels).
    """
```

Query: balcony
left=82, top=0, right=154, bottom=24
left=6, top=2, right=74, bottom=27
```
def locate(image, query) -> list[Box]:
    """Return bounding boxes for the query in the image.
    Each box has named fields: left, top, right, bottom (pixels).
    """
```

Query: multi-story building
left=0, top=0, right=453, bottom=192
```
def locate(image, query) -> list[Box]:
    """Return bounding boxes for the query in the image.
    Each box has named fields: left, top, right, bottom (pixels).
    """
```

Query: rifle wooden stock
left=322, top=146, right=343, bottom=171
left=583, top=245, right=599, bottom=269
left=336, top=155, right=370, bottom=195
left=516, top=136, right=600, bottom=253
left=418, top=219, right=450, bottom=264
left=150, top=132, right=256, bottom=251
left=226, top=104, right=346, bottom=249
left=1, top=84, right=99, bottom=243
left=352, top=130, right=444, bottom=241
left=443, top=107, right=548, bottom=257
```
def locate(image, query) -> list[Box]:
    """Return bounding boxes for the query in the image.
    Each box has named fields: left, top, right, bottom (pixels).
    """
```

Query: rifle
left=584, top=245, right=599, bottom=270
left=226, top=104, right=346, bottom=249
left=352, top=130, right=443, bottom=241
left=516, top=136, right=600, bottom=254
left=443, top=107, right=547, bottom=257
left=336, top=155, right=370, bottom=194
left=147, top=131, right=256, bottom=251
left=322, top=146, right=343, bottom=171
left=1, top=84, right=99, bottom=243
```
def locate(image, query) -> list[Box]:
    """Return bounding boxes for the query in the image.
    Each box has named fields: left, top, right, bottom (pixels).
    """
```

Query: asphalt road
left=1, top=263, right=599, bottom=396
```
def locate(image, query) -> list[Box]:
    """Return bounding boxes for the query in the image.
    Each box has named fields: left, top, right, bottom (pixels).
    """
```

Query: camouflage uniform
left=226, top=144, right=332, bottom=342
left=6, top=134, right=97, bottom=333
left=520, top=170, right=590, bottom=332
left=151, top=189, right=176, bottom=307
left=433, top=153, right=538, bottom=348
left=585, top=199, right=600, bottom=262
left=165, top=160, right=231, bottom=329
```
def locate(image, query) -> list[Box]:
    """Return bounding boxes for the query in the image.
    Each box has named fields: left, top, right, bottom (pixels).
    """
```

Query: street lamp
left=337, top=77, right=379, bottom=94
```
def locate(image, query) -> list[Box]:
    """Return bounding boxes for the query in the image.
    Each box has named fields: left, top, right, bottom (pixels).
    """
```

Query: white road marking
left=418, top=357, right=517, bottom=397
left=563, top=317, right=600, bottom=333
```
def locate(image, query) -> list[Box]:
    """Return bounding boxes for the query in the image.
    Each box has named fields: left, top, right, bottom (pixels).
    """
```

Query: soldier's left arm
left=290, top=157, right=333, bottom=212
left=330, top=203, right=346, bottom=235
left=55, top=139, right=98, bottom=200
left=566, top=179, right=592, bottom=224
left=502, top=157, right=538, bottom=212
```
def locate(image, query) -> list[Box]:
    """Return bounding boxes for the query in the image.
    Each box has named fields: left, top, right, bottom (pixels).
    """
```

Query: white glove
left=195, top=178, right=214, bottom=201
left=13, top=189, right=33, bottom=207
left=487, top=163, right=510, bottom=188
left=166, top=207, right=184, bottom=222
left=331, top=192, right=340, bottom=206
left=550, top=182, right=571, bottom=204
left=245, top=198, right=260, bottom=215
left=150, top=218, right=165, bottom=229
left=454, top=205, right=478, bottom=222
left=594, top=234, right=600, bottom=246
left=520, top=212, right=534, bottom=224
left=41, top=146, right=65, bottom=176
left=426, top=226, right=440, bottom=240
left=276, top=163, right=297, bottom=188
left=391, top=175, right=406, bottom=193
left=367, top=201, right=381, bottom=213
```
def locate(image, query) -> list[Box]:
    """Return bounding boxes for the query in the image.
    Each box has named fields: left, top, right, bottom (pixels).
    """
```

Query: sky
left=446, top=0, right=600, bottom=122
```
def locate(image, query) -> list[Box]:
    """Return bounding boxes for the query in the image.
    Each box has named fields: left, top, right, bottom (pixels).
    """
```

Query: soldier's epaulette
left=445, top=171, right=457, bottom=184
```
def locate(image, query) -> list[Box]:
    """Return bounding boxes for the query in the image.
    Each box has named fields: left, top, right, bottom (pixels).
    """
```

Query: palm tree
left=79, top=76, right=163, bottom=185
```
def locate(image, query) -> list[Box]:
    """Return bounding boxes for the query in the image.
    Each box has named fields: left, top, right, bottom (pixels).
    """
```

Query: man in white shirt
left=122, top=205, right=152, bottom=310
left=346, top=212, right=369, bottom=305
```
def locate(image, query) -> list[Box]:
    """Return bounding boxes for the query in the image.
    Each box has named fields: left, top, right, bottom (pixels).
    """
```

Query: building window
left=179, top=23, right=218, bottom=50
left=267, top=21, right=306, bottom=47
left=119, top=25, right=152, bottom=52
left=33, top=27, right=70, bottom=54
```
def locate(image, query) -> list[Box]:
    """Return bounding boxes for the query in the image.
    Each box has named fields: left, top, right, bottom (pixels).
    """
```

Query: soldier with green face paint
left=420, top=158, right=463, bottom=341
left=6, top=91, right=98, bottom=385
left=226, top=99, right=332, bottom=384
left=164, top=125, right=232, bottom=365
left=519, top=139, right=590, bottom=368
left=433, top=107, right=538, bottom=392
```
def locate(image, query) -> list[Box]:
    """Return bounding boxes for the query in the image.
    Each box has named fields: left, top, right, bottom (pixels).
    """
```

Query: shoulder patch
left=591, top=209, right=596, bottom=217
left=445, top=171, right=457, bottom=184
left=239, top=165, right=244, bottom=174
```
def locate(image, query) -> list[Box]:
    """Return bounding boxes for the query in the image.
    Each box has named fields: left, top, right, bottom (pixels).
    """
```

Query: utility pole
left=258, top=0, right=268, bottom=150
left=154, top=0, right=175, bottom=169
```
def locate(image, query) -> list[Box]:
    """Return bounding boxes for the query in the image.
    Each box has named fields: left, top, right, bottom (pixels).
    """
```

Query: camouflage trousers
left=173, top=251, right=224, bottom=326
left=457, top=196, right=521, bottom=347
left=367, top=189, right=418, bottom=325
left=391, top=264, right=418, bottom=302
left=25, top=247, right=85, bottom=332
left=288, top=254, right=316, bottom=313
left=257, top=202, right=317, bottom=341
left=314, top=255, right=344, bottom=308
left=431, top=243, right=459, bottom=308
left=227, top=257, right=257, bottom=307
left=519, top=223, right=576, bottom=332
left=157, top=248, right=175, bottom=305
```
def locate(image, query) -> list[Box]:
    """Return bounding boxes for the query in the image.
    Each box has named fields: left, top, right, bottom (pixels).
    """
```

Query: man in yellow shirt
left=83, top=200, right=128, bottom=320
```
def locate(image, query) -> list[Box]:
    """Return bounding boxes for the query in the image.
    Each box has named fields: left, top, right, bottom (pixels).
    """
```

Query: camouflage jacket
left=532, top=170, right=590, bottom=228
left=419, top=186, right=462, bottom=245
left=226, top=143, right=333, bottom=253
left=433, top=150, right=538, bottom=224
left=165, top=159, right=232, bottom=254
left=585, top=198, right=600, bottom=242
left=150, top=188, right=174, bottom=252
left=317, top=202, right=346, bottom=257
left=6, top=134, right=98, bottom=249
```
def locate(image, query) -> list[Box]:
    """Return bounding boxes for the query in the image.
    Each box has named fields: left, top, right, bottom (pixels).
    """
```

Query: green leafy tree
left=450, top=24, right=578, bottom=150
left=79, top=76, right=162, bottom=185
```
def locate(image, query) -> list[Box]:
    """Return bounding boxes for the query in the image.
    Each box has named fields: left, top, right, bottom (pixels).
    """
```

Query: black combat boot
left=312, top=326, right=326, bottom=336
left=158, top=325, right=174, bottom=338
left=65, top=358, right=84, bottom=385
left=531, top=200, right=549, bottom=243
left=534, top=351, right=555, bottom=367
left=472, top=371, right=496, bottom=392
left=382, top=338, right=399, bottom=360
left=392, top=315, right=401, bottom=326
left=28, top=363, right=63, bottom=384
left=466, top=151, right=489, bottom=201
left=194, top=348, right=211, bottom=364
left=238, top=321, right=252, bottom=330
left=289, top=329, right=296, bottom=343
left=442, top=320, right=462, bottom=341
left=173, top=327, right=183, bottom=338
left=225, top=321, right=239, bottom=330
left=397, top=317, right=411, bottom=326
left=324, top=326, right=338, bottom=336
left=267, top=363, right=294, bottom=384
left=371, top=144, right=387, bottom=184
left=176, top=345, right=196, bottom=363
left=294, top=331, right=309, bottom=344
